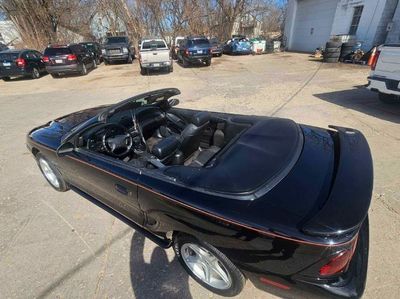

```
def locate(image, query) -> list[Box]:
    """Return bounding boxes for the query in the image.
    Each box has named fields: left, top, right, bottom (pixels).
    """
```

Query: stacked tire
left=340, top=41, right=356, bottom=61
left=324, top=41, right=342, bottom=63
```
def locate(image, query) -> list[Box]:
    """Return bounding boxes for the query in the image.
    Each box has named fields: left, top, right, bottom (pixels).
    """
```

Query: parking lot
left=1, top=52, right=399, bottom=298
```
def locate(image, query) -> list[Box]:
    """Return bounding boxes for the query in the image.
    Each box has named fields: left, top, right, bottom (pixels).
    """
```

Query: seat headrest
left=152, top=136, right=180, bottom=160
left=192, top=112, right=210, bottom=127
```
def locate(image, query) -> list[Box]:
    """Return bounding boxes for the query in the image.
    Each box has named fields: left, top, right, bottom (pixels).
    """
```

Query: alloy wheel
left=39, top=158, right=60, bottom=188
left=32, top=68, right=40, bottom=79
left=181, top=243, right=232, bottom=290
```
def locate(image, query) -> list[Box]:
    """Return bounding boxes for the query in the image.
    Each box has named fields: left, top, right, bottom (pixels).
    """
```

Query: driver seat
left=178, top=112, right=210, bottom=158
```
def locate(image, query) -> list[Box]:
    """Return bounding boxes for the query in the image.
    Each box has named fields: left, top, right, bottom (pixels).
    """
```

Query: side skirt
left=70, top=186, right=172, bottom=249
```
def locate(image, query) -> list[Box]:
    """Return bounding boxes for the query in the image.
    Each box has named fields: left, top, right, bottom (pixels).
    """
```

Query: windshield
left=105, top=37, right=127, bottom=44
left=44, top=47, right=71, bottom=56
left=188, top=39, right=210, bottom=47
left=0, top=52, right=19, bottom=60
left=141, top=40, right=167, bottom=50
left=81, top=43, right=95, bottom=51
left=210, top=38, right=219, bottom=45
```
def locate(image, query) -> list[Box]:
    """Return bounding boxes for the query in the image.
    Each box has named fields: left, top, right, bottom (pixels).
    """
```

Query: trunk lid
left=0, top=52, right=21, bottom=74
left=301, top=126, right=373, bottom=236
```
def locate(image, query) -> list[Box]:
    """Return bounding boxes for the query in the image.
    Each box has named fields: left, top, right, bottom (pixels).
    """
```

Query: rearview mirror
left=168, top=98, right=179, bottom=107
left=56, top=142, right=74, bottom=157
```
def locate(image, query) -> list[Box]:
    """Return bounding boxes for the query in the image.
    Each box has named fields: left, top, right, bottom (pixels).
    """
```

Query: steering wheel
left=102, top=124, right=133, bottom=157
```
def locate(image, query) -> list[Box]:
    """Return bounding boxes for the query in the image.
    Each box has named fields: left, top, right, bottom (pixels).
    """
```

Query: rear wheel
left=31, top=67, right=40, bottom=79
left=174, top=234, right=245, bottom=297
left=104, top=59, right=109, bottom=65
left=81, top=63, right=87, bottom=75
left=127, top=55, right=133, bottom=64
left=379, top=92, right=400, bottom=104
left=2, top=76, right=10, bottom=81
left=92, top=59, right=97, bottom=69
left=183, top=58, right=189, bottom=68
left=140, top=67, right=146, bottom=75
left=50, top=73, right=59, bottom=78
left=36, top=154, right=69, bottom=192
left=205, top=58, right=211, bottom=66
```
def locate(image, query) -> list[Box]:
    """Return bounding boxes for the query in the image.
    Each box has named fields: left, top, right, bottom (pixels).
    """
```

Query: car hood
left=29, top=105, right=109, bottom=149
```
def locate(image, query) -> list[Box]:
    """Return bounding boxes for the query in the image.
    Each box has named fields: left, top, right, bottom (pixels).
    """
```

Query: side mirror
left=56, top=142, right=74, bottom=157
left=168, top=98, right=180, bottom=107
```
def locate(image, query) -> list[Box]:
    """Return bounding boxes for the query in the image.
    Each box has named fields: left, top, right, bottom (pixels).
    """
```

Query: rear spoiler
left=302, top=126, right=373, bottom=236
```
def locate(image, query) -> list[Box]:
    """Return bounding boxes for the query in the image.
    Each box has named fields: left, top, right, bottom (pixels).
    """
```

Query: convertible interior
left=80, top=96, right=251, bottom=169
left=75, top=91, right=302, bottom=194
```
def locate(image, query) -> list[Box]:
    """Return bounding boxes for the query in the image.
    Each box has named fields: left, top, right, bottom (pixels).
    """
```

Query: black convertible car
left=27, top=88, right=373, bottom=298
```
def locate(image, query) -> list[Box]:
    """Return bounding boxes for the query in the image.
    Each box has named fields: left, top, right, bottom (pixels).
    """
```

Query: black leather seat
left=178, top=112, right=210, bottom=158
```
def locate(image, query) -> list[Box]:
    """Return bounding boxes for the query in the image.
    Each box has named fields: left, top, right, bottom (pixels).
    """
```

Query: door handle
left=115, top=184, right=128, bottom=195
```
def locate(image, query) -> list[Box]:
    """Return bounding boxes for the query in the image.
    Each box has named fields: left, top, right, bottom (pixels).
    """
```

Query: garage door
left=290, top=0, right=339, bottom=52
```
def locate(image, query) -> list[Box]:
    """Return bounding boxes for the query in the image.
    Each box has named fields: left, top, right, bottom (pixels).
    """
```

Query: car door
left=60, top=148, right=144, bottom=225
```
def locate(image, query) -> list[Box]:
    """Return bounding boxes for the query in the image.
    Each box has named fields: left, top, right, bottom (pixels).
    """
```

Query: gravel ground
left=0, top=53, right=399, bottom=299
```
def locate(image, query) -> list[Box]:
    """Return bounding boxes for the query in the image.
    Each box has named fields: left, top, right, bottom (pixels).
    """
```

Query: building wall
left=386, top=1, right=400, bottom=43
left=330, top=0, right=388, bottom=50
left=285, top=0, right=398, bottom=52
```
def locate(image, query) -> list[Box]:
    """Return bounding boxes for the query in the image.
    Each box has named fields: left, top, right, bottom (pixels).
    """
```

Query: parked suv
left=43, top=44, right=96, bottom=78
left=80, top=42, right=102, bottom=64
left=102, top=36, right=135, bottom=64
left=177, top=36, right=212, bottom=67
left=0, top=49, right=46, bottom=81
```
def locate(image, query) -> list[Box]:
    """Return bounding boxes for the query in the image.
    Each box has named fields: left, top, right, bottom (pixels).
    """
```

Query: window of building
left=349, top=6, right=364, bottom=35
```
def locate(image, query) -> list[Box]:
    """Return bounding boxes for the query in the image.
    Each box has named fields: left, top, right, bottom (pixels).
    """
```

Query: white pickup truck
left=139, top=38, right=172, bottom=75
left=367, top=44, right=400, bottom=103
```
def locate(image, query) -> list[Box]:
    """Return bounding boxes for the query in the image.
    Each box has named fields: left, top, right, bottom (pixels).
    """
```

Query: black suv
left=176, top=36, right=212, bottom=67
left=80, top=42, right=102, bottom=64
left=102, top=36, right=135, bottom=64
left=0, top=49, right=46, bottom=81
left=43, top=44, right=96, bottom=78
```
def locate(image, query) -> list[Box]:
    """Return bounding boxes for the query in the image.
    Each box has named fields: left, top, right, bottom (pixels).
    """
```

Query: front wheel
left=36, top=154, right=69, bottom=192
left=174, top=235, right=245, bottom=297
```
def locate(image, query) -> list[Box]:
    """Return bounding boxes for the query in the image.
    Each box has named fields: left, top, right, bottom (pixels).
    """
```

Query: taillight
left=15, top=58, right=26, bottom=67
left=185, top=49, right=189, bottom=56
left=67, top=54, right=77, bottom=61
left=42, top=56, right=50, bottom=63
left=371, top=50, right=381, bottom=71
left=319, top=236, right=358, bottom=276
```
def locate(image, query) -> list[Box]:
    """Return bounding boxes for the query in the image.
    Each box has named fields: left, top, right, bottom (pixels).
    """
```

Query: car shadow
left=2, top=72, right=49, bottom=81
left=129, top=232, right=192, bottom=299
left=314, top=86, right=400, bottom=124
left=175, top=60, right=210, bottom=69
left=140, top=68, right=171, bottom=76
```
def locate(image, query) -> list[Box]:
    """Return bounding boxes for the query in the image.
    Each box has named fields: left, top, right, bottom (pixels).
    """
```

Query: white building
left=284, top=0, right=400, bottom=52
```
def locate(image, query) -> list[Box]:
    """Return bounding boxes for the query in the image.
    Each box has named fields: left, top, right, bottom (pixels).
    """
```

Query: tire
left=96, top=57, right=101, bottom=65
left=174, top=234, right=245, bottom=297
left=81, top=63, right=87, bottom=75
left=50, top=73, right=59, bottom=78
left=379, top=92, right=400, bottom=104
left=104, top=59, right=109, bottom=65
left=92, top=59, right=97, bottom=69
left=169, top=65, right=173, bottom=73
left=205, top=58, right=211, bottom=66
left=127, top=55, right=133, bottom=64
left=2, top=76, right=11, bottom=81
left=326, top=41, right=342, bottom=48
left=324, top=52, right=340, bottom=58
left=31, top=68, right=40, bottom=79
left=325, top=47, right=341, bottom=53
left=36, top=153, right=69, bottom=192
left=324, top=57, right=339, bottom=63
left=140, top=67, right=146, bottom=75
left=183, top=58, right=189, bottom=68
